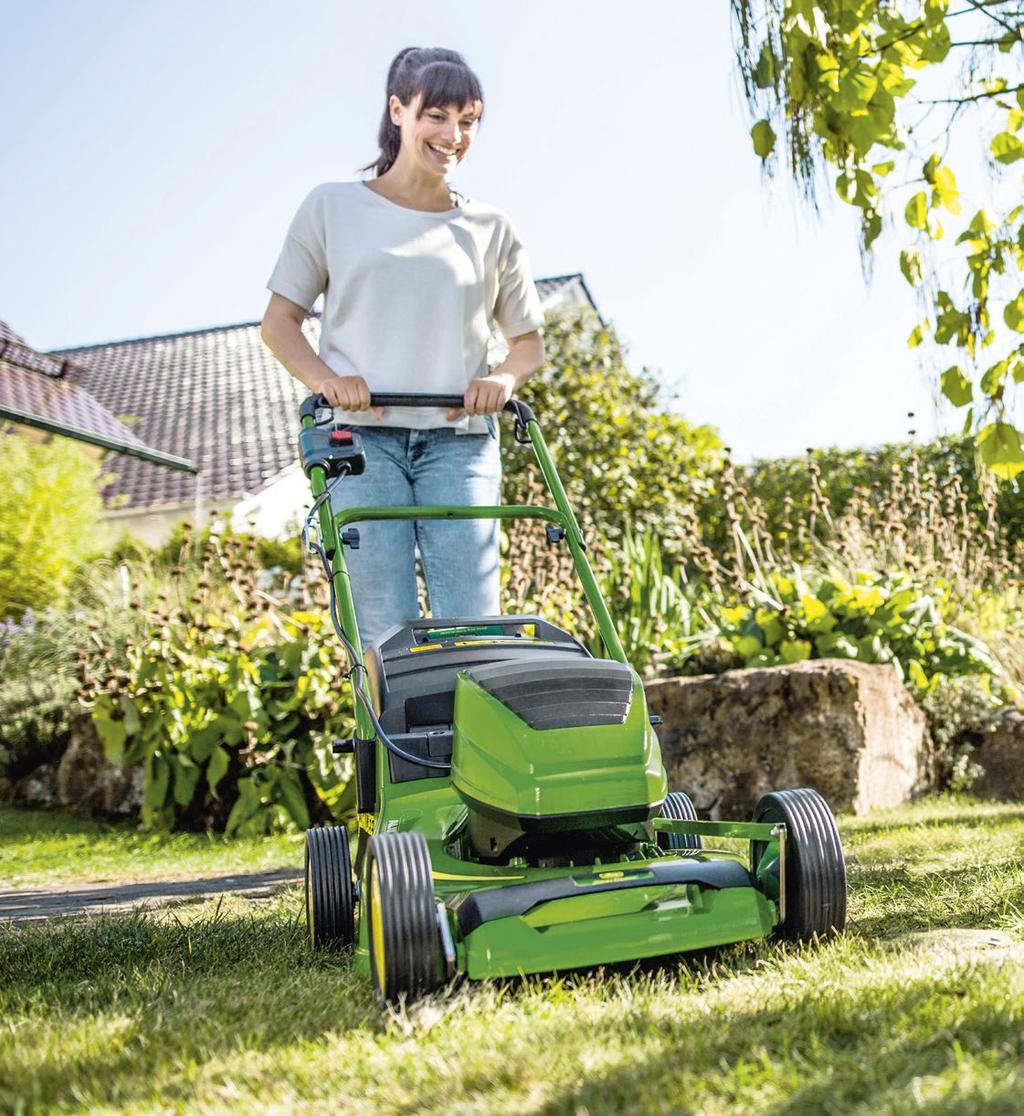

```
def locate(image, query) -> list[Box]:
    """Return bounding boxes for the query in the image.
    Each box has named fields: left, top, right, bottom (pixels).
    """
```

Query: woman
left=262, top=47, right=545, bottom=647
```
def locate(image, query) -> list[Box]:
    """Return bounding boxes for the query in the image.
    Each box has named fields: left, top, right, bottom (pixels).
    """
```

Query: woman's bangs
left=416, top=62, right=483, bottom=118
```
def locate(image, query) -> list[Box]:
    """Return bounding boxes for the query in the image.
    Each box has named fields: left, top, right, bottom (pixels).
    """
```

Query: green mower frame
left=299, top=393, right=847, bottom=1003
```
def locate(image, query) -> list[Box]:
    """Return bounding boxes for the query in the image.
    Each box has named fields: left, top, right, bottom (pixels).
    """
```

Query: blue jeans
left=330, top=422, right=502, bottom=647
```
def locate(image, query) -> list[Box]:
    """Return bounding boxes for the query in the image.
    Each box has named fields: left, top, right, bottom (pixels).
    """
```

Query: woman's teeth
left=428, top=143, right=456, bottom=157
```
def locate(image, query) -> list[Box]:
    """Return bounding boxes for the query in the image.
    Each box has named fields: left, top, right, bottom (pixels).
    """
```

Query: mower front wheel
left=658, top=790, right=702, bottom=854
left=753, top=787, right=847, bottom=943
left=305, top=825, right=356, bottom=950
left=365, top=832, right=442, bottom=1004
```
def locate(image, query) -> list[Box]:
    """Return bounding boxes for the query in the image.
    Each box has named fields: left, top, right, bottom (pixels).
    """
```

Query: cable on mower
left=302, top=479, right=453, bottom=772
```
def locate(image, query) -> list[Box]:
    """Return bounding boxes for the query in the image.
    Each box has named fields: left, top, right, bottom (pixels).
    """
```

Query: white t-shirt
left=267, top=181, right=545, bottom=431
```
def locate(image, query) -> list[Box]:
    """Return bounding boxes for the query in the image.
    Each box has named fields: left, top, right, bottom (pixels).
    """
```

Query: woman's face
left=391, top=93, right=482, bottom=177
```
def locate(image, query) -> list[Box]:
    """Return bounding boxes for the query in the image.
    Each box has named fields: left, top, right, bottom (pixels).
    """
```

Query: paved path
left=0, top=868, right=302, bottom=923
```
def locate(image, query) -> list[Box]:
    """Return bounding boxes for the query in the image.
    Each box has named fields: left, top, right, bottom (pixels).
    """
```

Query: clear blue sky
left=1, top=0, right=955, bottom=460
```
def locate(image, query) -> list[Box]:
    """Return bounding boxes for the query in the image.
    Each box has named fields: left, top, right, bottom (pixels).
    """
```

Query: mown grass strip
left=1, top=796, right=1022, bottom=1113
left=0, top=805, right=302, bottom=887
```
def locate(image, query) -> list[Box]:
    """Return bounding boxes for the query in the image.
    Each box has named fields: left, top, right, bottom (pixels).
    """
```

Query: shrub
left=83, top=534, right=352, bottom=834
left=916, top=675, right=1008, bottom=792
left=0, top=612, right=76, bottom=782
left=0, top=436, right=107, bottom=617
left=711, top=569, right=1000, bottom=689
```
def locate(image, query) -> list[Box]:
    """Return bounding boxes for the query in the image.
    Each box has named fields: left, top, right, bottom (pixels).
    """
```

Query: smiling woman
left=261, top=46, right=545, bottom=647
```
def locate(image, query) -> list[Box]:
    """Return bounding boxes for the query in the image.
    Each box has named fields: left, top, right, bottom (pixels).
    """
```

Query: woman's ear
left=388, top=93, right=404, bottom=127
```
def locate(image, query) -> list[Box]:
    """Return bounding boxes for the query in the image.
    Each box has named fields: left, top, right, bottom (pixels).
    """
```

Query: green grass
left=2, top=796, right=1024, bottom=1114
left=0, top=805, right=303, bottom=887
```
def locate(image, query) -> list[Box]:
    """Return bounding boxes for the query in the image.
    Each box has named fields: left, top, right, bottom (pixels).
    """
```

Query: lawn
left=0, top=805, right=302, bottom=887
left=2, top=797, right=1023, bottom=1114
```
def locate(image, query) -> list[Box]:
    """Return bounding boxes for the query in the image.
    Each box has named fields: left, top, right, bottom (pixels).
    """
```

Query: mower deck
left=352, top=783, right=780, bottom=981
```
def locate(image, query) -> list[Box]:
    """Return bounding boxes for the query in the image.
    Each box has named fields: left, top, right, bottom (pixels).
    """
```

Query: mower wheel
left=753, top=788, right=847, bottom=942
left=658, top=791, right=702, bottom=854
left=365, top=832, right=441, bottom=1004
left=305, top=826, right=356, bottom=950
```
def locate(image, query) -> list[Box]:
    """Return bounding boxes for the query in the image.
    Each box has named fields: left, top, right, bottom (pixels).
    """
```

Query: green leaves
left=751, top=119, right=776, bottom=159
left=91, top=603, right=350, bottom=833
left=940, top=366, right=972, bottom=408
left=732, top=2, right=1024, bottom=480
left=905, top=193, right=928, bottom=230
left=977, top=422, right=1024, bottom=479
left=900, top=248, right=924, bottom=286
left=715, top=569, right=997, bottom=689
left=991, top=132, right=1024, bottom=164
left=1004, top=291, right=1024, bottom=332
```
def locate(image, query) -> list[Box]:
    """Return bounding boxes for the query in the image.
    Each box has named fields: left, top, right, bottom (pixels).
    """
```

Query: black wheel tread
left=753, top=787, right=846, bottom=943
left=305, top=826, right=356, bottom=950
left=367, top=831, right=440, bottom=1003
left=659, top=791, right=702, bottom=853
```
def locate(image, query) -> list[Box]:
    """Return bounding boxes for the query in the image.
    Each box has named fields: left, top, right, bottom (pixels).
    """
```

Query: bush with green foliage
left=90, top=603, right=352, bottom=834
left=727, top=437, right=1024, bottom=567
left=703, top=569, right=1001, bottom=690
left=504, top=310, right=723, bottom=544
left=0, top=436, right=107, bottom=618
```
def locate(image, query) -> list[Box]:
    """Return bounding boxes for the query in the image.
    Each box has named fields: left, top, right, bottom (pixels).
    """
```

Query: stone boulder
left=645, top=659, right=932, bottom=818
left=54, top=716, right=144, bottom=817
left=969, top=709, right=1024, bottom=801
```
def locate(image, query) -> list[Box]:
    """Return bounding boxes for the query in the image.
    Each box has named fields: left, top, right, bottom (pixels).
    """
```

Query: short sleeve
left=266, top=188, right=329, bottom=311
left=493, top=220, right=545, bottom=340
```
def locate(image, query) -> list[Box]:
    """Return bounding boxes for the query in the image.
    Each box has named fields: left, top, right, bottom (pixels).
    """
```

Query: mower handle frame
left=299, top=391, right=627, bottom=746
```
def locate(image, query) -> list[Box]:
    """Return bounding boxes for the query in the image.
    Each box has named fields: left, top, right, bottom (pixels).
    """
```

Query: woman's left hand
left=449, top=371, right=516, bottom=419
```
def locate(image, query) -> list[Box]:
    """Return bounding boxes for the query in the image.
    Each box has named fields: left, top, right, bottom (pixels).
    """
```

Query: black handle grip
left=299, top=392, right=535, bottom=424
left=370, top=392, right=466, bottom=409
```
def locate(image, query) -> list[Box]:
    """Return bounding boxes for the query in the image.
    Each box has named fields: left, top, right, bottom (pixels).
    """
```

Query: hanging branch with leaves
left=732, top=0, right=1024, bottom=476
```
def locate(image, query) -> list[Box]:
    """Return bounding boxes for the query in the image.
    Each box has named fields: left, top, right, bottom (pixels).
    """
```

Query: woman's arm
left=261, top=293, right=375, bottom=411
left=456, top=330, right=546, bottom=417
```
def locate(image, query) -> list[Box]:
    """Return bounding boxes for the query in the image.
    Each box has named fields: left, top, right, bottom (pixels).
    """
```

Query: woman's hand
left=449, top=371, right=516, bottom=419
left=314, top=373, right=382, bottom=415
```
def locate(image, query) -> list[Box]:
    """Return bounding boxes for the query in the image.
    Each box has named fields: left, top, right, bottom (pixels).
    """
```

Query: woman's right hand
left=314, top=374, right=376, bottom=412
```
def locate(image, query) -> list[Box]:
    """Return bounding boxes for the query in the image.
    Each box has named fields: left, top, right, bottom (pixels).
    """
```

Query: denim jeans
left=330, top=421, right=502, bottom=648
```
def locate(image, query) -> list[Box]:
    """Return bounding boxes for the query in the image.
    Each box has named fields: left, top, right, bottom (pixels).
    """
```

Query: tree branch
left=920, top=82, right=1024, bottom=104
left=963, top=0, right=1020, bottom=36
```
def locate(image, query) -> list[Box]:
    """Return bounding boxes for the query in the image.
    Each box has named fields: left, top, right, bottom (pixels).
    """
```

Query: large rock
left=55, top=716, right=143, bottom=817
left=969, top=709, right=1024, bottom=801
left=645, top=659, right=931, bottom=818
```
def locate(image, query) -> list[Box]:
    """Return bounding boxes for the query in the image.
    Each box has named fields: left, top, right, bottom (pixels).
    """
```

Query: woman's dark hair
left=362, top=47, right=484, bottom=178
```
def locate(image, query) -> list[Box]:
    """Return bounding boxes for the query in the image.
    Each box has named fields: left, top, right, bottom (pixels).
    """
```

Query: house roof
left=52, top=273, right=598, bottom=514
left=0, top=323, right=193, bottom=471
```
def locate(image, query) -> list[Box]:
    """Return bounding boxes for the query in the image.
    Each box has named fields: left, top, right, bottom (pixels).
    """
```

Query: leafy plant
left=916, top=674, right=1008, bottom=791
left=714, top=568, right=1001, bottom=689
left=0, top=436, right=107, bottom=618
left=502, top=310, right=724, bottom=601
left=89, top=604, right=352, bottom=834
left=584, top=530, right=717, bottom=675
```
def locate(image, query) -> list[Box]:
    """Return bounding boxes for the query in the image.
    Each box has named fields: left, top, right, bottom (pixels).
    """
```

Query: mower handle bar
left=299, top=392, right=536, bottom=425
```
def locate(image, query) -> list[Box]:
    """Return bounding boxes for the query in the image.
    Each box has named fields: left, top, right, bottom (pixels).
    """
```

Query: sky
left=0, top=0, right=965, bottom=461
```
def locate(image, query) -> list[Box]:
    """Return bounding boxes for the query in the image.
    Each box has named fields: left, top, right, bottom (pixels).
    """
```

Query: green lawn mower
left=298, top=393, right=847, bottom=1004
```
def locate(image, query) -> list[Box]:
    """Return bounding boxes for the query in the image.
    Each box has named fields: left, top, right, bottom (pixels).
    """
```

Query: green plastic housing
left=451, top=670, right=667, bottom=830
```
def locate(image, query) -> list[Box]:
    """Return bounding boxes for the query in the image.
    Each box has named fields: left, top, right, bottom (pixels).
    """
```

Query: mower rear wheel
left=305, top=825, right=356, bottom=950
left=658, top=791, right=702, bottom=854
left=753, top=787, right=847, bottom=942
left=365, top=832, right=441, bottom=1004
